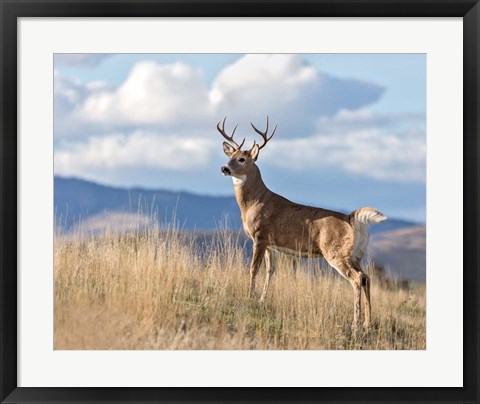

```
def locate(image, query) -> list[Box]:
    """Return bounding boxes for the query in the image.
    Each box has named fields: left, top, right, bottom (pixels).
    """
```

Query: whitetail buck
left=218, top=116, right=387, bottom=329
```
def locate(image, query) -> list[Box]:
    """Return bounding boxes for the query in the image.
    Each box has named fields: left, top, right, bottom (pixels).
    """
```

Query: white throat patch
left=232, top=175, right=247, bottom=185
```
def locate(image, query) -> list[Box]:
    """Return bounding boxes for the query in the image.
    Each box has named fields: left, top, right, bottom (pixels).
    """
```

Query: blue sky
left=54, top=53, right=426, bottom=222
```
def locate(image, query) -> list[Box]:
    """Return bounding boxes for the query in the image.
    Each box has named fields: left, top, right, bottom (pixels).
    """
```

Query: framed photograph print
left=1, top=0, right=479, bottom=403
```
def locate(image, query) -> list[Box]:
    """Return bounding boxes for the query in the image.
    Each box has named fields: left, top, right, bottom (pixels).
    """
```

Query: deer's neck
left=233, top=165, right=270, bottom=215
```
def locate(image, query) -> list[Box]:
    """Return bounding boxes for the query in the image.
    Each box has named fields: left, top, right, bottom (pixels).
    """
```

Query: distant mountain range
left=54, top=176, right=419, bottom=234
left=370, top=226, right=426, bottom=282
left=54, top=177, right=426, bottom=281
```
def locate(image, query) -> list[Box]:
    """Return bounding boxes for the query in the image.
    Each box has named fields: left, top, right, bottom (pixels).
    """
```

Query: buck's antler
left=217, top=117, right=245, bottom=150
left=250, top=115, right=277, bottom=150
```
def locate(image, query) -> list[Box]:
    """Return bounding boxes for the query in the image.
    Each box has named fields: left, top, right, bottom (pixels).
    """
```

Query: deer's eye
left=238, top=158, right=246, bottom=163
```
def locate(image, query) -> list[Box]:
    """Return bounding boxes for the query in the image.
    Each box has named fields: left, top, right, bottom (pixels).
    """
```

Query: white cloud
left=73, top=61, right=213, bottom=127
left=55, top=55, right=383, bottom=138
left=316, top=108, right=424, bottom=133
left=262, top=110, right=425, bottom=183
left=54, top=54, right=109, bottom=67
left=260, top=128, right=426, bottom=183
left=210, top=55, right=384, bottom=136
left=54, top=73, right=85, bottom=107
left=54, top=73, right=89, bottom=136
left=210, top=54, right=316, bottom=106
left=54, top=131, right=216, bottom=177
left=54, top=72, right=114, bottom=138
left=54, top=55, right=423, bottom=184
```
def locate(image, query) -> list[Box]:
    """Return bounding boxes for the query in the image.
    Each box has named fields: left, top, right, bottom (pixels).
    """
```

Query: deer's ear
left=249, top=144, right=260, bottom=161
left=223, top=142, right=236, bottom=157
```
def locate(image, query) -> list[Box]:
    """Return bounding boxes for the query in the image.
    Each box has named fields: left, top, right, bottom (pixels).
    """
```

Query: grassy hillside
left=54, top=226, right=426, bottom=350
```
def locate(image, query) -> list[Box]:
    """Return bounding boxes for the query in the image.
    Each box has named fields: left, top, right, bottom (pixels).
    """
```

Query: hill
left=54, top=176, right=241, bottom=231
left=54, top=176, right=418, bottom=234
left=54, top=177, right=425, bottom=281
left=369, top=226, right=426, bottom=282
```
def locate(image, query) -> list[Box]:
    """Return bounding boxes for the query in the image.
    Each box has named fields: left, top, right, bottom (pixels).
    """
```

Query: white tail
left=350, top=208, right=387, bottom=265
left=351, top=207, right=387, bottom=225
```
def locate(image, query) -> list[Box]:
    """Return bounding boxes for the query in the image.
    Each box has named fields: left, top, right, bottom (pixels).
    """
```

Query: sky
left=54, top=53, right=426, bottom=222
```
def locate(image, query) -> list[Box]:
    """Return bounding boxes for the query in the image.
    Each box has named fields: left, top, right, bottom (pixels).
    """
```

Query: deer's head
left=218, top=116, right=277, bottom=183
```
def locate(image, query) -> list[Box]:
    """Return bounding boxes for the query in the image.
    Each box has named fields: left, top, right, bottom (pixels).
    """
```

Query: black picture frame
left=1, top=1, right=479, bottom=403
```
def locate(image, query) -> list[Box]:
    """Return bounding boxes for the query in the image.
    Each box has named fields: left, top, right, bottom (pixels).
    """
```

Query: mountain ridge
left=54, top=176, right=426, bottom=281
left=54, top=176, right=419, bottom=233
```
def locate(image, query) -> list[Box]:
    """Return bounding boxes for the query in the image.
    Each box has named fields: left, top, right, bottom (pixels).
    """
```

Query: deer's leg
left=351, top=280, right=362, bottom=332
left=249, top=242, right=267, bottom=298
left=353, top=259, right=371, bottom=329
left=260, top=249, right=274, bottom=302
left=362, top=275, right=371, bottom=328
left=326, top=258, right=363, bottom=331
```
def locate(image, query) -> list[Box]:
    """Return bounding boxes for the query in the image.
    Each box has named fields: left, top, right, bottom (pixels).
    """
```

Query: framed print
left=1, top=0, right=479, bottom=403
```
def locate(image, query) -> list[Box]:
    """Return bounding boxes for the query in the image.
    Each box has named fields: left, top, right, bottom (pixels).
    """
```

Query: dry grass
left=54, top=226, right=426, bottom=350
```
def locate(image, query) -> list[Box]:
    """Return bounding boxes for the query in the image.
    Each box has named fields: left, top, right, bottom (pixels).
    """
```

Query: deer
left=218, top=116, right=387, bottom=330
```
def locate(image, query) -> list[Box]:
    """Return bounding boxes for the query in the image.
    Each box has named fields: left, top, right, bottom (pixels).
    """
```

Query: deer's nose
left=221, top=166, right=231, bottom=175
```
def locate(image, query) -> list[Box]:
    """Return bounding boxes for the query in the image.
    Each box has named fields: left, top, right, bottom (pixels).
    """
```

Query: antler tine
left=237, top=137, right=245, bottom=150
left=250, top=115, right=277, bottom=150
left=216, top=116, right=245, bottom=150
